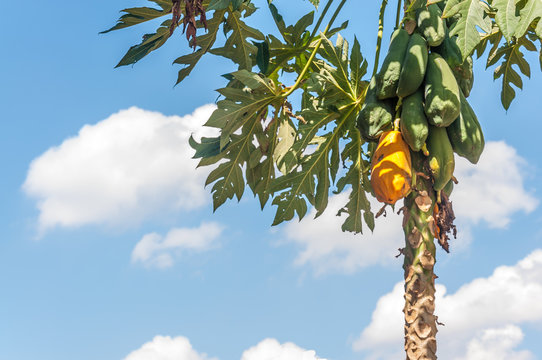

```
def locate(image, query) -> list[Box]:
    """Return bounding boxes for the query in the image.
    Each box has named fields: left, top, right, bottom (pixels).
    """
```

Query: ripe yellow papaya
left=371, top=131, right=412, bottom=204
left=357, top=76, right=394, bottom=141
left=400, top=89, right=429, bottom=152
left=417, top=4, right=446, bottom=47
left=426, top=125, right=455, bottom=191
left=424, top=53, right=461, bottom=127
left=397, top=33, right=429, bottom=98
left=376, top=29, right=410, bottom=99
left=447, top=90, right=484, bottom=164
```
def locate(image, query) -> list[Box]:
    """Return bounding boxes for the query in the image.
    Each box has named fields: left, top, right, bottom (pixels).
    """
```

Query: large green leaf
left=515, top=0, right=542, bottom=38
left=197, top=70, right=281, bottom=210
left=493, top=0, right=521, bottom=42
left=335, top=129, right=373, bottom=234
left=101, top=0, right=173, bottom=33
left=115, top=20, right=173, bottom=67
left=488, top=35, right=537, bottom=109
left=210, top=4, right=265, bottom=69
left=270, top=34, right=371, bottom=228
left=443, top=0, right=493, bottom=60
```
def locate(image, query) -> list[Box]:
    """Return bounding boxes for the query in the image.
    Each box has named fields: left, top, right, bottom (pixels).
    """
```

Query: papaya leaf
left=173, top=9, right=227, bottom=84
left=115, top=20, right=173, bottom=67
left=101, top=0, right=173, bottom=33
left=262, top=5, right=315, bottom=74
left=335, top=129, right=373, bottom=234
left=488, top=36, right=537, bottom=109
left=514, top=0, right=542, bottom=38
left=493, top=0, right=521, bottom=42
left=252, top=114, right=280, bottom=208
left=209, top=4, right=265, bottom=69
left=443, top=0, right=492, bottom=60
left=197, top=70, right=280, bottom=210
left=318, top=34, right=355, bottom=100
left=349, top=37, right=368, bottom=96
left=270, top=34, right=369, bottom=225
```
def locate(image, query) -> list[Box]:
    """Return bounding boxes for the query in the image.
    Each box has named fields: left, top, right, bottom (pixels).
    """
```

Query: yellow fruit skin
left=371, top=131, right=413, bottom=204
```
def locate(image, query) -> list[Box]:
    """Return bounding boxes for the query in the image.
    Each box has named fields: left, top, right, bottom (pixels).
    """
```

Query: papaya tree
left=104, top=0, right=542, bottom=358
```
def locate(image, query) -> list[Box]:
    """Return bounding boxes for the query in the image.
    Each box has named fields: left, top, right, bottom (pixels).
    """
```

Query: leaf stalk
left=372, top=0, right=389, bottom=78
left=283, top=0, right=348, bottom=98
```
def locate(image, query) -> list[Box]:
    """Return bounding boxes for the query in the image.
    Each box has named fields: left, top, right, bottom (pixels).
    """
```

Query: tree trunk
left=402, top=173, right=438, bottom=359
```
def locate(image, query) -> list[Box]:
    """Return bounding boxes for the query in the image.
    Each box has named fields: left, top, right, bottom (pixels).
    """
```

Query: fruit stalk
left=402, top=159, right=438, bottom=360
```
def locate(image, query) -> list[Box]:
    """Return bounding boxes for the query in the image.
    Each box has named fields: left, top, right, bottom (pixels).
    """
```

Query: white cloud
left=132, top=222, right=224, bottom=269
left=454, top=325, right=534, bottom=360
left=125, top=336, right=325, bottom=360
left=453, top=141, right=538, bottom=228
left=123, top=335, right=217, bottom=360
left=354, top=249, right=542, bottom=359
left=23, top=105, right=217, bottom=231
left=283, top=192, right=404, bottom=275
left=281, top=141, right=537, bottom=274
left=241, top=338, right=327, bottom=360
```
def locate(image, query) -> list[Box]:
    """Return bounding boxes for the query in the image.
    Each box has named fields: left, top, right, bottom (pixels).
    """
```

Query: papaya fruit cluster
left=359, top=4, right=484, bottom=205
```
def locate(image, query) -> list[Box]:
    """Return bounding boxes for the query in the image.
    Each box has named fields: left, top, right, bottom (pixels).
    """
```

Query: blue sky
left=1, top=1, right=542, bottom=359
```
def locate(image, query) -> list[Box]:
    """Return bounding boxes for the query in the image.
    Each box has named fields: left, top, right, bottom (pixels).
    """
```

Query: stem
left=283, top=0, right=347, bottom=98
left=309, top=0, right=335, bottom=41
left=402, top=153, right=438, bottom=360
left=372, top=0, right=388, bottom=78
left=395, top=0, right=402, bottom=29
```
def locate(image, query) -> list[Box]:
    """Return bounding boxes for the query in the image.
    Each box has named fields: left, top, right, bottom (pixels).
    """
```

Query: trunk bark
left=402, top=174, right=438, bottom=359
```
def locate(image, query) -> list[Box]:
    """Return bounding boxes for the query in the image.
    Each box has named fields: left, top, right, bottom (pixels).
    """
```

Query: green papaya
left=424, top=53, right=461, bottom=127
left=442, top=179, right=454, bottom=197
left=447, top=90, right=484, bottom=164
left=397, top=33, right=429, bottom=98
left=427, top=125, right=455, bottom=191
left=417, top=4, right=446, bottom=47
left=357, top=76, right=394, bottom=141
left=376, top=29, right=410, bottom=99
left=434, top=32, right=462, bottom=68
left=400, top=90, right=429, bottom=151
left=454, top=56, right=474, bottom=98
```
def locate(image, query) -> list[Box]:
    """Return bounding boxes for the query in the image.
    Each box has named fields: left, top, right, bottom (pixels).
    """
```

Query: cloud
left=354, top=249, right=542, bottom=359
left=281, top=141, right=537, bottom=274
left=453, top=141, right=537, bottom=228
left=241, top=338, right=327, bottom=360
left=125, top=336, right=325, bottom=360
left=283, top=192, right=404, bottom=275
left=123, top=335, right=217, bottom=360
left=132, top=222, right=224, bottom=269
left=455, top=325, right=534, bottom=360
left=23, top=105, right=217, bottom=231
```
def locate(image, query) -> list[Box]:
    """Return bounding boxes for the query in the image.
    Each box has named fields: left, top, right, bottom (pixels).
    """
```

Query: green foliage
left=173, top=9, right=227, bottom=84
left=101, top=0, right=173, bottom=33
left=442, top=0, right=492, bottom=61
left=209, top=3, right=265, bottom=69
left=469, top=0, right=542, bottom=109
left=105, top=0, right=542, bottom=233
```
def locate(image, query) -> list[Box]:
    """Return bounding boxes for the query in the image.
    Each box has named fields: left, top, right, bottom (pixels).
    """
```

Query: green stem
left=309, top=0, right=336, bottom=41
left=395, top=0, right=402, bottom=29
left=372, top=0, right=389, bottom=78
left=283, top=0, right=347, bottom=98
